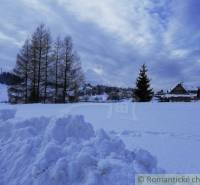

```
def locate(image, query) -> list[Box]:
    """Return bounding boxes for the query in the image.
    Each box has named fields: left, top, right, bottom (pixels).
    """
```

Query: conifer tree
left=134, top=64, right=153, bottom=102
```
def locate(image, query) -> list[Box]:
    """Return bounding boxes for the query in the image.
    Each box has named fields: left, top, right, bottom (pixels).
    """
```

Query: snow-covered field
left=0, top=102, right=200, bottom=184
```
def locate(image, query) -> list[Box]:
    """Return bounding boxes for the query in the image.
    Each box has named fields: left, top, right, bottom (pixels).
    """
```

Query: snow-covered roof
left=170, top=83, right=198, bottom=91
left=160, top=93, right=196, bottom=98
left=182, top=84, right=198, bottom=91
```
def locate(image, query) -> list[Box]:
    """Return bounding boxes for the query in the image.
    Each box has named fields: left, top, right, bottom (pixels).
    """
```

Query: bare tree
left=62, top=36, right=73, bottom=103
left=52, top=36, right=62, bottom=103
left=43, top=29, right=52, bottom=103
left=61, top=37, right=84, bottom=103
left=70, top=54, right=85, bottom=102
left=8, top=39, right=31, bottom=103
left=8, top=24, right=85, bottom=104
left=30, top=24, right=49, bottom=102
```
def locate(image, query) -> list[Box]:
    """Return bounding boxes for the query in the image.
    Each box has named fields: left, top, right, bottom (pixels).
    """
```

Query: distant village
left=1, top=70, right=200, bottom=103
left=155, top=83, right=200, bottom=102
left=80, top=83, right=200, bottom=102
left=1, top=24, right=199, bottom=104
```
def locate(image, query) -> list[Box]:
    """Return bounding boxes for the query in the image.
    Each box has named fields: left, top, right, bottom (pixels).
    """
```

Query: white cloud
left=170, top=49, right=191, bottom=59
left=0, top=32, right=22, bottom=46
left=58, top=0, right=164, bottom=51
left=1, top=0, right=200, bottom=88
left=19, top=0, right=52, bottom=15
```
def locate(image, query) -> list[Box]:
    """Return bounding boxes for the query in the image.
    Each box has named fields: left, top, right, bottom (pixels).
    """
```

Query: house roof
left=170, top=83, right=198, bottom=91
left=182, top=84, right=198, bottom=91
left=170, top=83, right=188, bottom=94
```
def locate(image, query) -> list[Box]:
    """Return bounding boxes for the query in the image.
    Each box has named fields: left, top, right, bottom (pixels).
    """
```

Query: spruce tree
left=134, top=64, right=153, bottom=102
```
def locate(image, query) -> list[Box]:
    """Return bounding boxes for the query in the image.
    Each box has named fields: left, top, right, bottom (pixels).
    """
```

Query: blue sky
left=0, top=0, right=200, bottom=89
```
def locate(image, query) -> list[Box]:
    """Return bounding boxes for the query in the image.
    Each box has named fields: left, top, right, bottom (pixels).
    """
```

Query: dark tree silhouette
left=8, top=39, right=31, bottom=103
left=134, top=64, right=153, bottom=102
left=0, top=72, right=21, bottom=85
left=8, top=24, right=84, bottom=104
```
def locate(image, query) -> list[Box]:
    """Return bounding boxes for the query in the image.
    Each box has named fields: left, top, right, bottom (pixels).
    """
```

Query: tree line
left=8, top=24, right=84, bottom=104
left=6, top=24, right=154, bottom=103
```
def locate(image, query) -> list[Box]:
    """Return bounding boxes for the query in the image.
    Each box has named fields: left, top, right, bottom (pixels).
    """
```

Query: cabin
left=170, top=83, right=188, bottom=94
left=158, top=83, right=197, bottom=102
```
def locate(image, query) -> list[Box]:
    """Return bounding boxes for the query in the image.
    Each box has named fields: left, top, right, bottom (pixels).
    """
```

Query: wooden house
left=158, top=83, right=197, bottom=102
left=170, top=83, right=188, bottom=94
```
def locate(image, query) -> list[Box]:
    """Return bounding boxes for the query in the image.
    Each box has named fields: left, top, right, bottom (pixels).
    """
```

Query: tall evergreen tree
left=134, top=64, right=153, bottom=102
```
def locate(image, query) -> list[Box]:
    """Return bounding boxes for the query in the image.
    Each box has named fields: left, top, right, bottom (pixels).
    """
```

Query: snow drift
left=0, top=109, right=163, bottom=185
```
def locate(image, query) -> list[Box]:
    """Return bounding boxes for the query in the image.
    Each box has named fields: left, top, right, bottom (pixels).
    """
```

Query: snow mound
left=0, top=109, right=16, bottom=121
left=0, top=111, right=163, bottom=185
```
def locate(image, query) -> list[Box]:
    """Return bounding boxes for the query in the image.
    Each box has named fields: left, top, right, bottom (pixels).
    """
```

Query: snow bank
left=0, top=109, right=16, bottom=121
left=0, top=110, right=163, bottom=185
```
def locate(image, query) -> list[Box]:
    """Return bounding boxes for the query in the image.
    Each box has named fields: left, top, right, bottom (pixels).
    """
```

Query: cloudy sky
left=0, top=0, right=200, bottom=89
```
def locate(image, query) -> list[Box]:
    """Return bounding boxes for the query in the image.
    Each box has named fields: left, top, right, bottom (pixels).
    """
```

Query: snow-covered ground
left=0, top=107, right=162, bottom=185
left=0, top=84, right=8, bottom=102
left=0, top=102, right=200, bottom=184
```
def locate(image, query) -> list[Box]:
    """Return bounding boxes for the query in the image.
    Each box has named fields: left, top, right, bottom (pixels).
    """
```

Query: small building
left=170, top=83, right=188, bottom=94
left=158, top=83, right=197, bottom=102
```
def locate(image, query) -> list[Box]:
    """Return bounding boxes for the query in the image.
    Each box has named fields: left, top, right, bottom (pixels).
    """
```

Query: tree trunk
left=63, top=50, right=68, bottom=103
left=44, top=40, right=49, bottom=104
left=37, top=39, right=42, bottom=102
left=55, top=47, right=59, bottom=103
